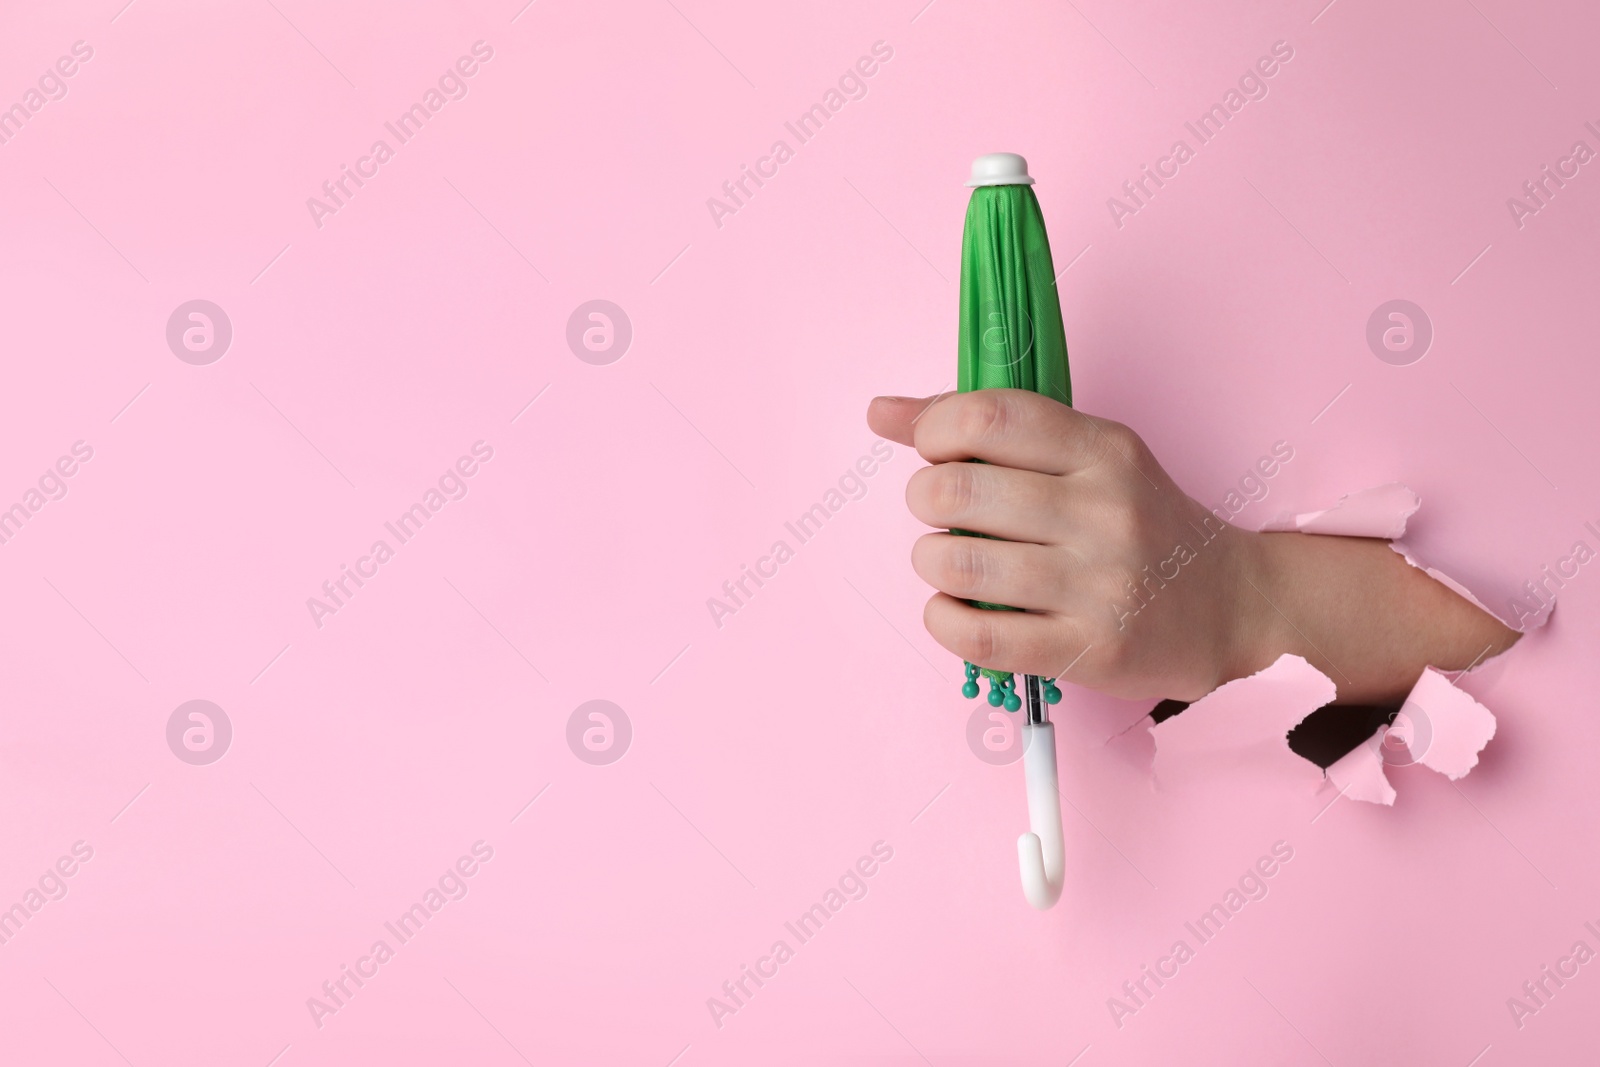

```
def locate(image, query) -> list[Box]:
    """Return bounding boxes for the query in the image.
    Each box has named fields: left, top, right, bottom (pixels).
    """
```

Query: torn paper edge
left=1325, top=667, right=1499, bottom=806
left=1404, top=666, right=1498, bottom=779
left=1326, top=741, right=1396, bottom=806
left=1390, top=540, right=1551, bottom=635
left=1149, top=653, right=1334, bottom=765
left=1144, top=481, right=1516, bottom=804
left=1259, top=482, right=1420, bottom=539
left=1258, top=479, right=1549, bottom=636
left=1153, top=657, right=1501, bottom=807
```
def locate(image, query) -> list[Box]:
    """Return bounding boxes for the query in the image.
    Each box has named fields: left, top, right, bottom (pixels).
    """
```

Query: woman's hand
left=867, top=390, right=1518, bottom=706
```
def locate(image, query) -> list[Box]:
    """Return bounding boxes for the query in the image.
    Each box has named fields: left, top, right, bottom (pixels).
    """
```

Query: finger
left=867, top=393, right=956, bottom=448
left=913, top=388, right=1127, bottom=475
left=906, top=462, right=1080, bottom=544
left=912, top=533, right=1073, bottom=612
left=923, top=593, right=1080, bottom=677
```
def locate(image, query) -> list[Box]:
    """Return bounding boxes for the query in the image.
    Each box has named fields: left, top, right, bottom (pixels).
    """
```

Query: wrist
left=1211, top=523, right=1288, bottom=693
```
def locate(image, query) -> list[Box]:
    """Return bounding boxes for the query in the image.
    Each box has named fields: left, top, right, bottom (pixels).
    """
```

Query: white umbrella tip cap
left=967, top=152, right=1036, bottom=187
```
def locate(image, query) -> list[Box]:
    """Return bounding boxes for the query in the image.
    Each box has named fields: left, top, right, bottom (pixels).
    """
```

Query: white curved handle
left=1018, top=721, right=1064, bottom=910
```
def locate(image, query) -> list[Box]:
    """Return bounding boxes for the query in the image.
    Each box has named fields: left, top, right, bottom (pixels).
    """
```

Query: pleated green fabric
left=957, top=185, right=1071, bottom=404
left=955, top=183, right=1072, bottom=705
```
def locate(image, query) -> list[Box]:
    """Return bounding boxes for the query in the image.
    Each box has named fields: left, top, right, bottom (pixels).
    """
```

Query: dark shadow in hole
left=1149, top=699, right=1398, bottom=770
left=1287, top=704, right=1397, bottom=768
left=1150, top=698, right=1188, bottom=725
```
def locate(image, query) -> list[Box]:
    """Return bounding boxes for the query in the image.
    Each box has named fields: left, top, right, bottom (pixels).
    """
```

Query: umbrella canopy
left=958, top=164, right=1071, bottom=403
left=955, top=153, right=1071, bottom=711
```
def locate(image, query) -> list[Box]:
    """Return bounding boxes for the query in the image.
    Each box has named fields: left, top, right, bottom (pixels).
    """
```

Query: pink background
left=1, top=0, right=1596, bottom=1063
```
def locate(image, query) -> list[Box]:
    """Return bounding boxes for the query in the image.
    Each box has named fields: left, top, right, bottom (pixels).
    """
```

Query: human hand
left=867, top=389, right=1517, bottom=706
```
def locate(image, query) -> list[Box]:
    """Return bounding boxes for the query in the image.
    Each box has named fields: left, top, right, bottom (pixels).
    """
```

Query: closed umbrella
left=956, top=152, right=1069, bottom=910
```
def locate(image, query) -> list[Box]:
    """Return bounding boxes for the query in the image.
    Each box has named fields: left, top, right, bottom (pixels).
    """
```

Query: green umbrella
left=955, top=152, right=1070, bottom=713
left=953, top=152, right=1069, bottom=910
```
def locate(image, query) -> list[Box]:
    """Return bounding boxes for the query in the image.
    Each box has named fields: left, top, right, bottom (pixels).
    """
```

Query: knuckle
left=955, top=391, right=1009, bottom=450
left=960, top=613, right=998, bottom=665
left=922, top=536, right=983, bottom=593
left=930, top=464, right=978, bottom=520
left=1100, top=626, right=1135, bottom=669
left=1085, top=418, right=1144, bottom=471
left=1098, top=418, right=1143, bottom=454
left=1099, top=498, right=1143, bottom=547
left=945, top=539, right=986, bottom=590
left=1086, top=626, right=1131, bottom=680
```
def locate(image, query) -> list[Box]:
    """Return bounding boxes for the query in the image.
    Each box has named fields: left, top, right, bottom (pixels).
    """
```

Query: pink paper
left=1, top=3, right=1593, bottom=1064
left=1407, top=666, right=1499, bottom=780
left=1151, top=653, right=1334, bottom=765
left=1261, top=482, right=1420, bottom=538
left=1326, top=742, right=1397, bottom=806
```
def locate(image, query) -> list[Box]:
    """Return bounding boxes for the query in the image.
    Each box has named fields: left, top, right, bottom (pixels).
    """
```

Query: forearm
left=1225, top=530, right=1519, bottom=706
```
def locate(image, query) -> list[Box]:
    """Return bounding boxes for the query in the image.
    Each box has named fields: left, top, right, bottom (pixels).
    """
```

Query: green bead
left=986, top=687, right=1004, bottom=707
left=1044, top=685, right=1062, bottom=704
left=1003, top=693, right=1022, bottom=712
left=961, top=681, right=980, bottom=699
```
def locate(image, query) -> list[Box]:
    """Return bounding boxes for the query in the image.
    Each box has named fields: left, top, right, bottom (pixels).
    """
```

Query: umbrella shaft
left=1023, top=675, right=1049, bottom=726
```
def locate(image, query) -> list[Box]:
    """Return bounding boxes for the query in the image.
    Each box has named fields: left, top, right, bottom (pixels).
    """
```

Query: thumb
left=867, top=393, right=954, bottom=448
